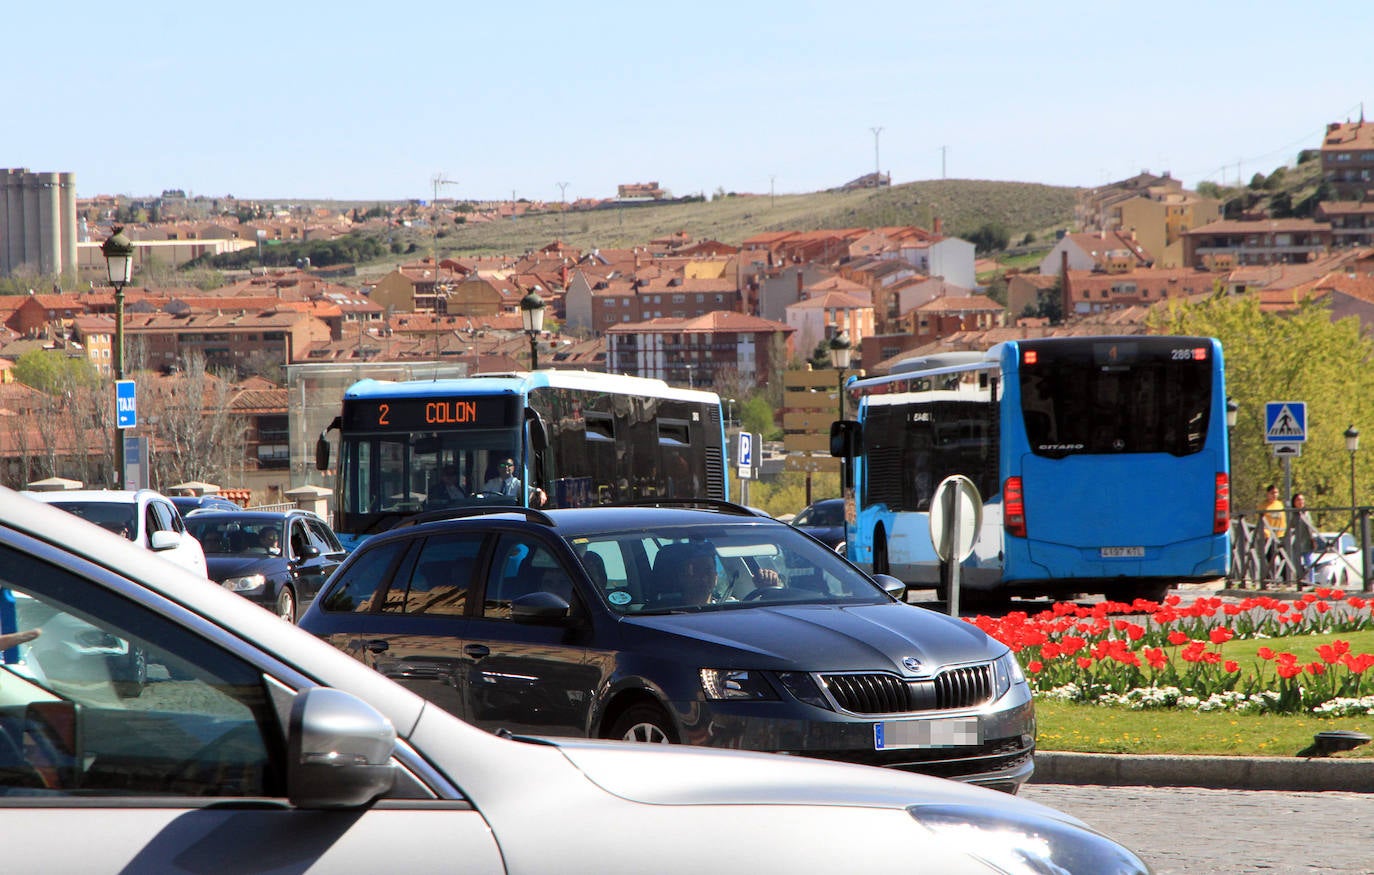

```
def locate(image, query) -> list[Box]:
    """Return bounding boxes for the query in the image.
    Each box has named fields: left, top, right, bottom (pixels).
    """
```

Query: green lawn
left=1033, top=629, right=1374, bottom=757
left=1036, top=700, right=1374, bottom=758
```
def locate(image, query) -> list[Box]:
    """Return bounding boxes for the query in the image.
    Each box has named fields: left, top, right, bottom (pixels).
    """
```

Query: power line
left=1177, top=102, right=1366, bottom=183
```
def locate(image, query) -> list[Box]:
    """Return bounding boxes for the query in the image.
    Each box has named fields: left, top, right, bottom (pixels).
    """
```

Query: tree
left=806, top=339, right=832, bottom=371
left=966, top=222, right=1010, bottom=254
left=140, top=352, right=245, bottom=490
left=740, top=395, right=781, bottom=441
left=1149, top=294, right=1374, bottom=523
left=13, top=350, right=98, bottom=394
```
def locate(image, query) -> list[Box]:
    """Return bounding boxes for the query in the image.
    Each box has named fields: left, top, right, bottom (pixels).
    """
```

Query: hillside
left=371, top=179, right=1080, bottom=268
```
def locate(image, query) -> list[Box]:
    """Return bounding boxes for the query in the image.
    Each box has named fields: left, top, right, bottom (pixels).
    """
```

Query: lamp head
left=101, top=227, right=134, bottom=286
left=828, top=330, right=852, bottom=370
left=520, top=290, right=546, bottom=334
left=1346, top=424, right=1360, bottom=453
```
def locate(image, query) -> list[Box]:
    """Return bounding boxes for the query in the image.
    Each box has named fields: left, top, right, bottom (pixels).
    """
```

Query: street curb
left=1032, top=751, right=1374, bottom=792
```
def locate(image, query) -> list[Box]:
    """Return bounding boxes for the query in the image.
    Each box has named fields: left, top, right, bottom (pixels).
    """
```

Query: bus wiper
left=361, top=514, right=403, bottom=535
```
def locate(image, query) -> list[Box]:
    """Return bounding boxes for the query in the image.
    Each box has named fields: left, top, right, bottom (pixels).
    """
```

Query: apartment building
left=604, top=311, right=794, bottom=389
left=1181, top=218, right=1333, bottom=268
left=1321, top=120, right=1374, bottom=199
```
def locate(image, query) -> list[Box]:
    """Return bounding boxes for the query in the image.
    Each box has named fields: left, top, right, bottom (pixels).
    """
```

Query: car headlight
left=221, top=574, right=267, bottom=595
left=777, top=671, right=833, bottom=710
left=699, top=669, right=778, bottom=701
left=992, top=650, right=1026, bottom=700
left=909, top=805, right=1150, bottom=874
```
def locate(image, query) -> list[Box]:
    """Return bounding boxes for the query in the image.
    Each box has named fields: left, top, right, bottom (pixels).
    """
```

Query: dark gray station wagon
left=299, top=502, right=1036, bottom=792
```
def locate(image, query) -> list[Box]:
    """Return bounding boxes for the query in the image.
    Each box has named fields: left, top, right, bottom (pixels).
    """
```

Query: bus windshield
left=341, top=429, right=522, bottom=516
left=1018, top=339, right=1212, bottom=458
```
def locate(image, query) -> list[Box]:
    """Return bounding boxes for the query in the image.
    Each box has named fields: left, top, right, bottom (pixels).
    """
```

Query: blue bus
left=834, top=336, right=1230, bottom=601
left=317, top=371, right=728, bottom=549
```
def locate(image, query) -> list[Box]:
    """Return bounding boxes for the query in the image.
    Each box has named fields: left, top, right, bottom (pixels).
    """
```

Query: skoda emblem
left=901, top=657, right=923, bottom=673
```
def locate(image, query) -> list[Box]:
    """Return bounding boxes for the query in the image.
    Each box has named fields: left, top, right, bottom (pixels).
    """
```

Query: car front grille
left=820, top=664, right=995, bottom=715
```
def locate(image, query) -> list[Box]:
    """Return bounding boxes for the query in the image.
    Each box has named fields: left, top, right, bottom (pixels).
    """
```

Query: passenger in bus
left=429, top=466, right=467, bottom=506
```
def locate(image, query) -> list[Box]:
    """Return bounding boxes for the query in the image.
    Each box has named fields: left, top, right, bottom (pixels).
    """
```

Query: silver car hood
left=547, top=736, right=1071, bottom=818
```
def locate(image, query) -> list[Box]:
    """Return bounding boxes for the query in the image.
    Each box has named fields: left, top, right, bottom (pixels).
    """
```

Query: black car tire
left=608, top=704, right=677, bottom=744
left=276, top=587, right=297, bottom=623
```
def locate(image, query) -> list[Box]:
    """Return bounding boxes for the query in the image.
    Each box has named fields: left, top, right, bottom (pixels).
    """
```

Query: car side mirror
left=148, top=530, right=181, bottom=552
left=287, top=687, right=396, bottom=809
left=873, top=573, right=907, bottom=601
left=296, top=545, right=321, bottom=561
left=511, top=590, right=571, bottom=623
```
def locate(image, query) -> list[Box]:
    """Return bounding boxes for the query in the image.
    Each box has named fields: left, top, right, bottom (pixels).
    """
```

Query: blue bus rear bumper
left=1005, top=533, right=1230, bottom=586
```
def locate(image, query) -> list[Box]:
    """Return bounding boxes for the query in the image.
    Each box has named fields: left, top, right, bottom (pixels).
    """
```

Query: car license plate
left=1100, top=546, right=1145, bottom=558
left=874, top=717, right=981, bottom=750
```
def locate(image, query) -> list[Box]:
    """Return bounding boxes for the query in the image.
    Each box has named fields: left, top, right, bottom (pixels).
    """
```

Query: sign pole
left=946, top=486, right=961, bottom=618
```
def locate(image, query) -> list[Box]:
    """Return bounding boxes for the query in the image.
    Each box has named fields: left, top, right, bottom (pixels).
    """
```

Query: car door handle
left=363, top=639, right=390, bottom=654
left=464, top=644, right=490, bottom=659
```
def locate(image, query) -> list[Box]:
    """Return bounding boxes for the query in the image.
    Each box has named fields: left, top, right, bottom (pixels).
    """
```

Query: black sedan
left=791, top=497, right=846, bottom=551
left=299, top=503, right=1035, bottom=793
left=184, top=510, right=346, bottom=622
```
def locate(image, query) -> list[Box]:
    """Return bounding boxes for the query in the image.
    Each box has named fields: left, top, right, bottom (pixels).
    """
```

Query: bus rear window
left=1019, top=343, right=1211, bottom=457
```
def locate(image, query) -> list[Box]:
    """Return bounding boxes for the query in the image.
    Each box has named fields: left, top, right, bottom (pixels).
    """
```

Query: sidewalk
left=1032, top=751, right=1374, bottom=793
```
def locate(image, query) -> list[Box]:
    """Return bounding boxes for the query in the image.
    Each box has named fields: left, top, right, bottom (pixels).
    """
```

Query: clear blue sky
left=7, top=1, right=1370, bottom=203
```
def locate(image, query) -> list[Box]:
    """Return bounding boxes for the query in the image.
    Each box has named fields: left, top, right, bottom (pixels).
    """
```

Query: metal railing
left=1227, top=505, right=1372, bottom=592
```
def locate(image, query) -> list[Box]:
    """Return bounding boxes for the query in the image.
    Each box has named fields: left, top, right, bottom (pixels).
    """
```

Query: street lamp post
left=102, top=228, right=134, bottom=488
left=1346, top=424, right=1360, bottom=533
left=725, top=398, right=736, bottom=429
left=828, top=330, right=852, bottom=419
left=519, top=291, right=545, bottom=371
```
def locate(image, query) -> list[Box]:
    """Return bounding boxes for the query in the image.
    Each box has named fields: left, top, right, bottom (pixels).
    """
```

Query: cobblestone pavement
left=1022, top=783, right=1374, bottom=874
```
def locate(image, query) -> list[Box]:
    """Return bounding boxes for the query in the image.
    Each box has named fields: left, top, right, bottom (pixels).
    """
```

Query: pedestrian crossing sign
left=1264, top=401, right=1306, bottom=443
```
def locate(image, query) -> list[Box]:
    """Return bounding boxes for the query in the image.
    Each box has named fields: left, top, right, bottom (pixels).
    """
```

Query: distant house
left=617, top=182, right=665, bottom=200
left=1038, top=231, right=1154, bottom=275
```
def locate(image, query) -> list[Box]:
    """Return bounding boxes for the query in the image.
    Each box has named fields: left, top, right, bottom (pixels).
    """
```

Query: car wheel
left=275, top=587, right=297, bottom=623
left=608, top=704, right=677, bottom=744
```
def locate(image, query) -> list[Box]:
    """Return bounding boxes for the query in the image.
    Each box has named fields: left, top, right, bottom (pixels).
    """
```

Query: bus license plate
left=875, top=717, right=981, bottom=750
left=1101, top=546, right=1145, bottom=558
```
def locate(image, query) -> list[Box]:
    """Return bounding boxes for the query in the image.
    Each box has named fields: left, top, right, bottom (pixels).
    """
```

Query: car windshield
left=568, top=522, right=889, bottom=615
left=185, top=519, right=284, bottom=556
left=796, top=503, right=843, bottom=527
left=46, top=501, right=136, bottom=541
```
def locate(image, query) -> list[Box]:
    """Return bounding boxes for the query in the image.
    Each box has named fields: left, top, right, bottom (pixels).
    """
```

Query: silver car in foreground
left=0, top=487, right=1149, bottom=874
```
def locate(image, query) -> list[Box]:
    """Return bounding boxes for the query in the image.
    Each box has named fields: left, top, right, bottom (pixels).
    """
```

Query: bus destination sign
left=342, top=395, right=520, bottom=432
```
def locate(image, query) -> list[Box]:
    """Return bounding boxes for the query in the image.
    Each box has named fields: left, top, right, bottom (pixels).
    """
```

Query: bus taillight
left=1214, top=473, right=1230, bottom=534
left=1004, top=476, right=1026, bottom=538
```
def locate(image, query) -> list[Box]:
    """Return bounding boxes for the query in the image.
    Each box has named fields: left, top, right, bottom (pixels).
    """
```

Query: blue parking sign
left=116, top=380, right=137, bottom=429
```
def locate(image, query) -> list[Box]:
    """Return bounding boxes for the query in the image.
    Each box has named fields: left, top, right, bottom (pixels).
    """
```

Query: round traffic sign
left=928, top=475, right=983, bottom=563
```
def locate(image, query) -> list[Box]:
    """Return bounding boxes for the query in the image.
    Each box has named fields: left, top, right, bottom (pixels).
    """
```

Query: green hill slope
left=387, top=179, right=1080, bottom=262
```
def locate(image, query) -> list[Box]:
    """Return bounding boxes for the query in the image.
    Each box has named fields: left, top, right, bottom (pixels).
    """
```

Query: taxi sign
left=116, top=380, right=137, bottom=429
